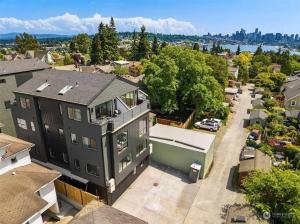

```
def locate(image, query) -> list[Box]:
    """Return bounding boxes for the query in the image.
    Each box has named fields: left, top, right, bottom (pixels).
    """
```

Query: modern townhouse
left=11, top=69, right=150, bottom=205
left=0, top=133, right=60, bottom=224
left=0, top=59, right=50, bottom=136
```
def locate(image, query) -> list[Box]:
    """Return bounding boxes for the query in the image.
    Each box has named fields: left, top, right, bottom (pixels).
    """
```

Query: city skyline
left=0, top=0, right=299, bottom=35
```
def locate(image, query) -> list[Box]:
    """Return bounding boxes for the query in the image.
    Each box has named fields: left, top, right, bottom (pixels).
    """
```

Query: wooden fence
left=54, top=179, right=100, bottom=206
left=156, top=110, right=196, bottom=129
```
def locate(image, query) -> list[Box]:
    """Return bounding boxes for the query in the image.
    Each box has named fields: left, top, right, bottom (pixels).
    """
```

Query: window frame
left=117, top=131, right=128, bottom=153
left=136, top=140, right=147, bottom=157
left=119, top=153, right=132, bottom=173
left=67, top=107, right=82, bottom=121
left=82, top=136, right=97, bottom=150
left=20, top=97, right=30, bottom=109
left=86, top=163, right=100, bottom=176
left=62, top=152, right=68, bottom=163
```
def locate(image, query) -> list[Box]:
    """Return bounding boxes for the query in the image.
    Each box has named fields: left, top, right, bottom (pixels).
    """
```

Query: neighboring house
left=269, top=63, right=281, bottom=73
left=149, top=124, right=215, bottom=179
left=0, top=133, right=61, bottom=224
left=228, top=66, right=239, bottom=79
left=251, top=99, right=264, bottom=109
left=249, top=110, right=268, bottom=127
left=0, top=59, right=50, bottom=136
left=225, top=87, right=239, bottom=102
left=285, top=110, right=300, bottom=119
left=238, top=150, right=271, bottom=186
left=11, top=69, right=150, bottom=205
left=254, top=87, right=264, bottom=95
left=283, top=81, right=300, bottom=109
left=113, top=60, right=130, bottom=67
left=70, top=200, right=147, bottom=224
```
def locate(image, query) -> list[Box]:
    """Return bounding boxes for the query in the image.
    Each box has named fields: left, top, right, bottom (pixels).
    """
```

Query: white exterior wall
left=38, top=181, right=60, bottom=213
left=0, top=149, right=31, bottom=175
left=26, top=213, right=43, bottom=224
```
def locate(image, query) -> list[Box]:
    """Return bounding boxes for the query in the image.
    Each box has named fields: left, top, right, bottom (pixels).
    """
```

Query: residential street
left=183, top=84, right=252, bottom=224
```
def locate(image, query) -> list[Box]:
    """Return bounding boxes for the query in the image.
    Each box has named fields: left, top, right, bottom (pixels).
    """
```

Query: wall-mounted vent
left=58, top=85, right=73, bottom=95
left=36, top=81, right=50, bottom=92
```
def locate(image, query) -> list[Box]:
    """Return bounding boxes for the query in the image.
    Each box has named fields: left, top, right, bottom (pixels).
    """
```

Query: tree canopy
left=15, top=32, right=41, bottom=54
left=69, top=33, right=91, bottom=54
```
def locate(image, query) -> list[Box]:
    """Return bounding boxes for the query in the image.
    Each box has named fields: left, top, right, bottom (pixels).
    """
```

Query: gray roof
left=0, top=58, right=50, bottom=76
left=239, top=150, right=271, bottom=173
left=251, top=99, right=264, bottom=108
left=285, top=110, right=300, bottom=118
left=14, top=69, right=134, bottom=105
left=150, top=124, right=215, bottom=152
left=283, top=82, right=300, bottom=101
left=249, top=110, right=268, bottom=120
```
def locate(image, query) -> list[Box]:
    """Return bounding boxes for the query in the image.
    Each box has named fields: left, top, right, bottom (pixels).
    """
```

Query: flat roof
left=225, top=87, right=238, bottom=94
left=239, top=150, right=271, bottom=173
left=0, top=163, right=60, bottom=224
left=150, top=124, right=215, bottom=152
left=0, top=58, right=50, bottom=76
left=0, top=133, right=34, bottom=158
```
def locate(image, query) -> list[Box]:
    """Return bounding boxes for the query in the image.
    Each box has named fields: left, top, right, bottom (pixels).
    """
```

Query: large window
left=95, top=101, right=113, bottom=118
left=71, top=133, right=77, bottom=143
left=30, top=122, right=35, bottom=132
left=119, top=153, right=132, bottom=173
left=136, top=140, right=147, bottom=157
left=68, top=107, right=81, bottom=121
left=139, top=118, right=147, bottom=137
left=86, top=163, right=99, bottom=176
left=20, top=97, right=30, bottom=109
left=17, top=118, right=27, bottom=130
left=82, top=137, right=97, bottom=150
left=121, top=91, right=137, bottom=108
left=117, top=131, right=128, bottom=152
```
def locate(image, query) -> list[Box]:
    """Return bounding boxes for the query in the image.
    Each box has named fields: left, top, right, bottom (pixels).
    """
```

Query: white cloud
left=0, top=13, right=197, bottom=35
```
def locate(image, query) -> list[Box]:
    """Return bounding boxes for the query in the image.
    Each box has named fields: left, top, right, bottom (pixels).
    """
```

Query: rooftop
left=0, top=133, right=34, bottom=158
left=150, top=124, right=215, bottom=152
left=283, top=81, right=300, bottom=101
left=285, top=110, right=300, bottom=118
left=239, top=150, right=271, bottom=173
left=0, top=163, right=60, bottom=224
left=251, top=99, right=264, bottom=108
left=225, top=87, right=238, bottom=94
left=0, top=58, right=50, bottom=76
left=14, top=69, right=137, bottom=106
left=70, top=200, right=147, bottom=224
left=249, top=110, right=268, bottom=120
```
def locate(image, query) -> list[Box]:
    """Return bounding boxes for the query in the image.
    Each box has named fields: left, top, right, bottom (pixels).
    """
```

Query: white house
left=0, top=133, right=61, bottom=224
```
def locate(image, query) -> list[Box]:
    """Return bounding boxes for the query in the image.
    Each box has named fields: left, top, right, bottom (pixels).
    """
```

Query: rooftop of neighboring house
left=251, top=99, right=264, bottom=108
left=228, top=66, right=239, bottom=73
left=270, top=63, right=281, bottom=72
left=0, top=58, right=50, bottom=76
left=0, top=133, right=34, bottom=159
left=249, top=110, right=268, bottom=120
left=239, top=150, right=271, bottom=173
left=150, top=124, right=215, bottom=153
left=53, top=64, right=79, bottom=71
left=285, top=110, right=300, bottom=119
left=283, top=81, right=300, bottom=101
left=14, top=69, right=137, bottom=106
left=70, top=200, right=148, bottom=224
left=0, top=163, right=60, bottom=224
left=225, top=87, right=238, bottom=94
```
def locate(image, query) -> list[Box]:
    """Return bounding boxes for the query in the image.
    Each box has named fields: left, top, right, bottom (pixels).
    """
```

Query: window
left=58, top=128, right=64, bottom=136
left=0, top=79, right=6, bottom=84
left=62, top=153, right=68, bottom=163
left=11, top=156, right=17, bottom=164
left=44, top=124, right=50, bottom=132
left=119, top=153, right=132, bottom=173
left=95, top=101, right=113, bottom=118
left=139, top=118, right=147, bottom=137
left=59, top=104, right=63, bottom=115
left=82, top=137, right=97, bottom=150
left=120, top=91, right=137, bottom=108
left=68, top=107, right=81, bottom=121
left=136, top=140, right=147, bottom=156
left=74, top=159, right=80, bottom=170
left=30, top=122, right=35, bottom=132
left=71, top=133, right=77, bottom=143
left=4, top=100, right=11, bottom=109
left=49, top=147, right=54, bottom=158
left=86, top=163, right=99, bottom=176
left=291, top=100, right=296, bottom=106
left=20, top=97, right=30, bottom=109
left=17, top=118, right=27, bottom=130
left=117, top=131, right=128, bottom=152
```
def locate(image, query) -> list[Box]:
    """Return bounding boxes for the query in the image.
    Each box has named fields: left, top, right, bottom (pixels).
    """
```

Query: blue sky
left=0, top=0, right=299, bottom=35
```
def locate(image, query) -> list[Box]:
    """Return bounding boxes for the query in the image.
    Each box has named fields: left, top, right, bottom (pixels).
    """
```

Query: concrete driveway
left=114, top=84, right=252, bottom=224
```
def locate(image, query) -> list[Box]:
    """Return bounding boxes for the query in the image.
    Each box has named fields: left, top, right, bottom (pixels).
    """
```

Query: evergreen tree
left=69, top=41, right=76, bottom=52
left=107, top=17, right=120, bottom=60
left=131, top=30, right=138, bottom=60
left=280, top=50, right=292, bottom=75
left=202, top=45, right=208, bottom=52
left=98, top=22, right=109, bottom=62
left=193, top=43, right=200, bottom=51
left=136, top=25, right=150, bottom=60
left=216, top=43, right=222, bottom=53
left=254, top=45, right=263, bottom=55
left=161, top=41, right=167, bottom=49
left=236, top=45, right=241, bottom=55
left=90, top=34, right=102, bottom=65
left=152, top=35, right=159, bottom=55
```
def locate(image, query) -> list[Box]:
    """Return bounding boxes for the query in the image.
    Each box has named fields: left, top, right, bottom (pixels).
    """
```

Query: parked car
left=194, top=121, right=219, bottom=132
left=247, top=131, right=259, bottom=140
left=202, top=118, right=222, bottom=127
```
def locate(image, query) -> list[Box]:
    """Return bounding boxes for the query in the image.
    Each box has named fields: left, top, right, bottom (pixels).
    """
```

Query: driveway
left=183, top=84, right=252, bottom=224
left=113, top=84, right=252, bottom=224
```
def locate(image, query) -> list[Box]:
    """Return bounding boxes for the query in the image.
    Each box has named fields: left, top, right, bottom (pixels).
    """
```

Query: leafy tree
left=243, top=169, right=300, bottom=224
left=205, top=54, right=229, bottom=87
left=69, top=41, right=76, bottom=52
left=236, top=45, right=241, bottom=55
left=160, top=41, right=167, bottom=49
left=264, top=98, right=278, bottom=110
left=114, top=65, right=129, bottom=76
left=63, top=53, right=74, bottom=65
left=70, top=33, right=91, bottom=54
left=90, top=34, right=102, bottom=65
left=233, top=52, right=252, bottom=84
left=151, top=35, right=159, bottom=55
left=15, top=32, right=41, bottom=54
left=136, top=25, right=150, bottom=60
left=254, top=45, right=263, bottom=55
left=280, top=51, right=292, bottom=75
left=193, top=43, right=200, bottom=51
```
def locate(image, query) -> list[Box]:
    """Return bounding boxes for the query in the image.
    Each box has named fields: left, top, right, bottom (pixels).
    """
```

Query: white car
left=202, top=118, right=222, bottom=127
left=194, top=121, right=219, bottom=132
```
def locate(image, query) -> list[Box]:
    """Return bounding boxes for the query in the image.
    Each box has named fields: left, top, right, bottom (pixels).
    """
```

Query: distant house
left=283, top=81, right=300, bottom=109
left=285, top=110, right=300, bottom=119
left=149, top=124, right=215, bottom=179
left=0, top=133, right=61, bottom=224
left=225, top=87, right=239, bottom=102
left=228, top=66, right=239, bottom=79
left=238, top=150, right=271, bottom=186
left=113, top=60, right=130, bottom=67
left=0, top=59, right=50, bottom=136
left=251, top=99, right=264, bottom=109
left=269, top=63, right=281, bottom=73
left=249, top=110, right=268, bottom=127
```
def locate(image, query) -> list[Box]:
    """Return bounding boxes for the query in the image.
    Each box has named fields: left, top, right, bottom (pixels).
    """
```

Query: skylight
left=36, top=82, right=50, bottom=92
left=58, top=85, right=73, bottom=95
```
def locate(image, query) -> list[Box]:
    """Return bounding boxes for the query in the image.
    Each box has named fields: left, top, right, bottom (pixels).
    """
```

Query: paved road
left=183, top=84, right=252, bottom=224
